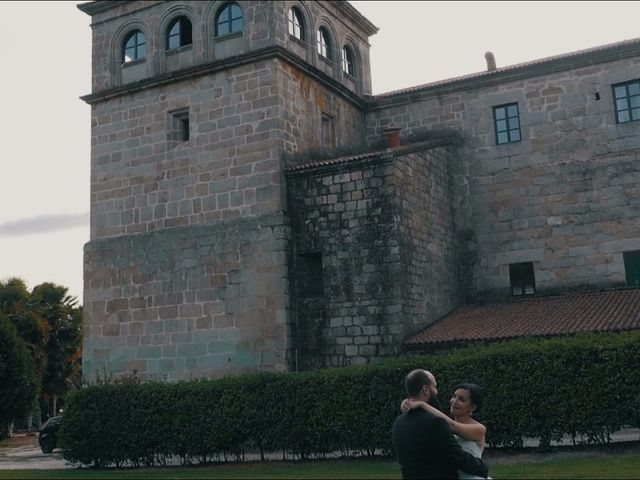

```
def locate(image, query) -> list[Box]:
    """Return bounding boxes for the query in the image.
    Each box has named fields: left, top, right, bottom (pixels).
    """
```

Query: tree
left=0, top=278, right=82, bottom=421
left=30, top=283, right=83, bottom=417
left=0, top=278, right=48, bottom=373
left=0, top=315, right=39, bottom=439
left=29, top=282, right=82, bottom=415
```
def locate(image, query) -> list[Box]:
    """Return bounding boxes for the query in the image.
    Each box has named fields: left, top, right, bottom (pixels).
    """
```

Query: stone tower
left=78, top=0, right=377, bottom=380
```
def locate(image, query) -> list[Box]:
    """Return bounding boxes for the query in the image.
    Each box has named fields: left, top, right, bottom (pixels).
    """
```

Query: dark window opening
left=493, top=103, right=521, bottom=145
left=122, top=30, right=146, bottom=63
left=288, top=7, right=305, bottom=41
left=169, top=109, right=190, bottom=143
left=624, top=250, right=640, bottom=287
left=298, top=253, right=323, bottom=297
left=509, top=262, right=535, bottom=296
left=216, top=2, right=243, bottom=37
left=167, top=17, right=193, bottom=50
left=613, top=79, right=640, bottom=124
left=179, top=116, right=189, bottom=141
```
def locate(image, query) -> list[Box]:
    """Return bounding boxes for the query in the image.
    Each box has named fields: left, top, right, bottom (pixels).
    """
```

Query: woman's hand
left=400, top=398, right=416, bottom=414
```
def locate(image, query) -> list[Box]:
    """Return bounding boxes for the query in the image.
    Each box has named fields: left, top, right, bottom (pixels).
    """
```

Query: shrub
left=59, top=330, right=640, bottom=466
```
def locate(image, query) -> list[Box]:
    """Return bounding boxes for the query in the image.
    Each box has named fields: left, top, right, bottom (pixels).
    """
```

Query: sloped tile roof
left=405, top=288, right=640, bottom=347
left=286, top=137, right=454, bottom=174
left=286, top=149, right=387, bottom=173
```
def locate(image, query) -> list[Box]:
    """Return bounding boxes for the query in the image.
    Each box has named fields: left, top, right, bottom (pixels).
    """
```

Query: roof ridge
left=375, top=36, right=640, bottom=99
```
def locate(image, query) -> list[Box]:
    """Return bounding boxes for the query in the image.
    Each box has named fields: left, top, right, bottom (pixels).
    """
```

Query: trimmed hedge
left=60, top=331, right=640, bottom=467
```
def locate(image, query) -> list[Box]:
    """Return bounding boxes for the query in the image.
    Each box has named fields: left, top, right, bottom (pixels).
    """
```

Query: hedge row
left=60, top=331, right=640, bottom=467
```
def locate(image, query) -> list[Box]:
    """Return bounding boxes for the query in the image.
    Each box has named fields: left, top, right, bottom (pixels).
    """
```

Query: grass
left=494, top=452, right=640, bottom=479
left=1, top=452, right=640, bottom=479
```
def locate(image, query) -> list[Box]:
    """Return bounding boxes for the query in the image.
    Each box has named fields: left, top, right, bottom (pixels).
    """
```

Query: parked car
left=38, top=416, right=62, bottom=453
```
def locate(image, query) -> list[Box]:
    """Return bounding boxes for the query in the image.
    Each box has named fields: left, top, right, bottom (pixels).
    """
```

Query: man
left=392, top=369, right=489, bottom=479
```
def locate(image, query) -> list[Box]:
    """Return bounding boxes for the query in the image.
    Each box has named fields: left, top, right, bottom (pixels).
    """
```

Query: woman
left=401, top=383, right=487, bottom=480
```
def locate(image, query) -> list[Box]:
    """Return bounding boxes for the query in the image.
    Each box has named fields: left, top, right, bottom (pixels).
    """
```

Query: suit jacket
left=392, top=409, right=489, bottom=480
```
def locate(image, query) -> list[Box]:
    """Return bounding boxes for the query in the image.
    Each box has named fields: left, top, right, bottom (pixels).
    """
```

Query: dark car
left=39, top=416, right=62, bottom=453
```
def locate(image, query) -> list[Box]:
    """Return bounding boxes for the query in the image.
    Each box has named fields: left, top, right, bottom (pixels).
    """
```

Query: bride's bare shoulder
left=468, top=419, right=486, bottom=433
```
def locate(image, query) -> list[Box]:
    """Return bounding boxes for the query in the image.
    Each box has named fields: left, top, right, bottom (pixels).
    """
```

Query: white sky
left=1, top=0, right=639, bottom=303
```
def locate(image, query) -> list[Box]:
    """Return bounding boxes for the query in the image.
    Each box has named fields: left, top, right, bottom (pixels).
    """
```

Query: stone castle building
left=78, top=0, right=640, bottom=380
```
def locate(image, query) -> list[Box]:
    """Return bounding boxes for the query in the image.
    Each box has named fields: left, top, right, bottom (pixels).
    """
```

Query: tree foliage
left=0, top=315, right=39, bottom=438
left=0, top=278, right=82, bottom=421
left=30, top=282, right=83, bottom=414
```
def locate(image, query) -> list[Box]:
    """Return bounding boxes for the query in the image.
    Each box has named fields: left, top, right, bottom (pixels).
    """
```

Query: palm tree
left=31, top=283, right=82, bottom=417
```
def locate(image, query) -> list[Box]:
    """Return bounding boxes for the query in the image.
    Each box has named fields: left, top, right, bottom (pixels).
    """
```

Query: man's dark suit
left=392, top=409, right=489, bottom=479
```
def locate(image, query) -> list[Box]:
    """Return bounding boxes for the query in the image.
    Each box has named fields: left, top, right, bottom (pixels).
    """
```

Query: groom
left=392, top=369, right=489, bottom=479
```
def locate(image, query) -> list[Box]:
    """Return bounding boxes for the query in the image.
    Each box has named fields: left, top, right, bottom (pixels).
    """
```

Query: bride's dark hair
left=455, top=383, right=483, bottom=414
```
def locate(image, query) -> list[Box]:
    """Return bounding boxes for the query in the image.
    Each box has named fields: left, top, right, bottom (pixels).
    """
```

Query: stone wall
left=394, top=146, right=459, bottom=336
left=366, top=55, right=640, bottom=300
left=286, top=141, right=456, bottom=367
left=90, top=59, right=283, bottom=240
left=278, top=60, right=366, bottom=160
left=287, top=153, right=400, bottom=368
left=82, top=0, right=373, bottom=380
left=83, top=214, right=290, bottom=381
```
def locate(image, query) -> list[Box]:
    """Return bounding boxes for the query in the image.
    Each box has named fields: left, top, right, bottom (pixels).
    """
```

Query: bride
left=401, top=383, right=487, bottom=480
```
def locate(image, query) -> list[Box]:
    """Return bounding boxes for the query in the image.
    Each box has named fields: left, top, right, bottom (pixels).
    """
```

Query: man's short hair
left=404, top=369, right=432, bottom=397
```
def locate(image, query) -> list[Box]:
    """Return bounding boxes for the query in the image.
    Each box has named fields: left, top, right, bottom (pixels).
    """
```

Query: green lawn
left=1, top=453, right=639, bottom=479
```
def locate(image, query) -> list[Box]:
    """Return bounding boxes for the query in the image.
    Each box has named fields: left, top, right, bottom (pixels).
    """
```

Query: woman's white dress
left=455, top=434, right=488, bottom=479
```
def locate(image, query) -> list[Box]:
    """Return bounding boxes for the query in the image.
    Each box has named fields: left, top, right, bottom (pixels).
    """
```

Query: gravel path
left=0, top=435, right=70, bottom=470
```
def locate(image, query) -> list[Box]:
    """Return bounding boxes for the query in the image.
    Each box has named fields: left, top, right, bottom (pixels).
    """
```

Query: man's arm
left=431, top=416, right=489, bottom=478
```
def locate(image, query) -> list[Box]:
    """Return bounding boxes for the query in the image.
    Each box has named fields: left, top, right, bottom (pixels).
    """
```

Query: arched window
left=167, top=16, right=193, bottom=50
left=342, top=45, right=355, bottom=77
left=122, top=30, right=146, bottom=63
left=317, top=27, right=331, bottom=59
left=216, top=2, right=243, bottom=37
left=287, top=6, right=305, bottom=41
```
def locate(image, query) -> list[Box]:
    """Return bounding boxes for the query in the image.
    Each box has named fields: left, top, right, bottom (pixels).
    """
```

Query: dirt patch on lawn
left=0, top=434, right=38, bottom=449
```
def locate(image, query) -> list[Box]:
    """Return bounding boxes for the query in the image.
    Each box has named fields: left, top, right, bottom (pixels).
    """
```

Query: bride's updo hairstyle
left=455, top=383, right=484, bottom=415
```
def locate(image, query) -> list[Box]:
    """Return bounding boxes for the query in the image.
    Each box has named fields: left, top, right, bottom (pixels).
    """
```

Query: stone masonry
left=367, top=49, right=640, bottom=301
left=79, top=0, right=377, bottom=380
left=286, top=141, right=458, bottom=368
left=79, top=0, right=640, bottom=378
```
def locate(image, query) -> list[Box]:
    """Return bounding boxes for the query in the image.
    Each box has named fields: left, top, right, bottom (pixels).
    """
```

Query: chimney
left=384, top=127, right=401, bottom=148
left=485, top=51, right=496, bottom=71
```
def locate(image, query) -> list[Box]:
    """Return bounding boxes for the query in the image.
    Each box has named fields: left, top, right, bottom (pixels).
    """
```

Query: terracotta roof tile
left=405, top=289, right=640, bottom=347
left=286, top=149, right=387, bottom=173
left=286, top=138, right=454, bottom=173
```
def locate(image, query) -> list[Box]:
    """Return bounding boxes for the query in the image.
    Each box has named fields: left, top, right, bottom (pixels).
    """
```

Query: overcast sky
left=1, top=1, right=640, bottom=302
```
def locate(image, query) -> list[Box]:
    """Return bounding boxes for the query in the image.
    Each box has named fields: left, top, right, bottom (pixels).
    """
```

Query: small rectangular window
left=168, top=108, right=190, bottom=143
left=493, top=103, right=521, bottom=145
left=612, top=79, right=640, bottom=124
left=509, top=262, right=535, bottom=296
left=298, top=253, right=324, bottom=297
left=321, top=113, right=335, bottom=151
left=623, top=250, right=640, bottom=287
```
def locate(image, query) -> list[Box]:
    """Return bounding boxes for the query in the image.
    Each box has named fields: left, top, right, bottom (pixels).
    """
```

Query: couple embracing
left=392, top=369, right=490, bottom=479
